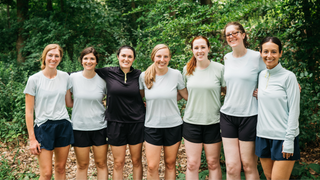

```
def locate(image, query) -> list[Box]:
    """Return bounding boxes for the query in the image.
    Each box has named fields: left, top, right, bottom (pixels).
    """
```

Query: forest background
left=0, top=0, right=319, bottom=179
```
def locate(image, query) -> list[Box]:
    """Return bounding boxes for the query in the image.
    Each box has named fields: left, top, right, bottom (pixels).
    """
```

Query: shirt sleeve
left=258, top=56, right=266, bottom=72
left=282, top=73, right=300, bottom=153
left=95, top=67, right=108, bottom=80
left=23, top=76, right=37, bottom=96
left=68, top=74, right=73, bottom=93
left=220, top=65, right=226, bottom=87
left=182, top=66, right=187, bottom=86
left=177, top=71, right=185, bottom=90
left=139, top=73, right=145, bottom=90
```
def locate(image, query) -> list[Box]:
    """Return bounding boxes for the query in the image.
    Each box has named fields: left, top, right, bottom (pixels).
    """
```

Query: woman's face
left=225, top=25, right=245, bottom=48
left=118, top=48, right=134, bottom=69
left=261, top=41, right=282, bottom=69
left=82, top=53, right=97, bottom=71
left=192, top=38, right=210, bottom=62
left=45, top=48, right=61, bottom=69
left=153, top=48, right=170, bottom=70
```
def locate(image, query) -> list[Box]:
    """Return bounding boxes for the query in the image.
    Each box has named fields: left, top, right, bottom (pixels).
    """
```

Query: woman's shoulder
left=57, top=70, right=70, bottom=77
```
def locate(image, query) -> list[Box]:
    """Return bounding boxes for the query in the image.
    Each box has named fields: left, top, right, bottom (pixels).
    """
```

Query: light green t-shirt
left=183, top=61, right=225, bottom=125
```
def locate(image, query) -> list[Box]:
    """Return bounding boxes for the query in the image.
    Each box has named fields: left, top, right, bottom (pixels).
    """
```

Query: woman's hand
left=29, top=139, right=41, bottom=155
left=253, top=88, right=258, bottom=99
left=282, top=145, right=293, bottom=159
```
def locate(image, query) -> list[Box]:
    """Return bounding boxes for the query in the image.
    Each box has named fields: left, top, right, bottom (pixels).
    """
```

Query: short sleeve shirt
left=220, top=49, right=266, bottom=116
left=23, top=70, right=71, bottom=126
left=183, top=61, right=225, bottom=125
left=139, top=68, right=185, bottom=128
left=69, top=71, right=107, bottom=131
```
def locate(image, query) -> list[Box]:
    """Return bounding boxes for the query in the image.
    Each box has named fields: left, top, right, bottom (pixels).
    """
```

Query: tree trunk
left=7, top=4, right=10, bottom=28
left=131, top=0, right=136, bottom=22
left=200, top=0, right=212, bottom=6
left=47, top=0, right=53, bottom=11
left=60, top=0, right=64, bottom=12
left=302, top=0, right=314, bottom=72
left=16, top=0, right=28, bottom=63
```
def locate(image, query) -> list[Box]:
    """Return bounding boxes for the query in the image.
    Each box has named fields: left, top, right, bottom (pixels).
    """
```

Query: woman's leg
left=54, top=145, right=70, bottom=180
left=145, top=142, right=162, bottom=180
left=222, top=138, right=242, bottom=180
left=239, top=141, right=259, bottom=180
left=271, top=160, right=295, bottom=180
left=163, top=141, right=181, bottom=180
left=110, top=145, right=126, bottom=180
left=38, top=149, right=53, bottom=180
left=184, top=139, right=202, bottom=180
left=92, top=144, right=109, bottom=180
left=74, top=146, right=90, bottom=180
left=260, top=158, right=274, bottom=180
left=204, top=142, right=222, bottom=180
left=129, top=143, right=143, bottom=180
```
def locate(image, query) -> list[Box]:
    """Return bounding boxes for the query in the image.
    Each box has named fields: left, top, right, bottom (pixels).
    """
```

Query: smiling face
left=118, top=48, right=134, bottom=70
left=82, top=53, right=97, bottom=71
left=45, top=48, right=61, bottom=69
left=153, top=48, right=170, bottom=70
left=225, top=25, right=246, bottom=48
left=192, top=38, right=210, bottom=62
left=261, top=41, right=282, bottom=69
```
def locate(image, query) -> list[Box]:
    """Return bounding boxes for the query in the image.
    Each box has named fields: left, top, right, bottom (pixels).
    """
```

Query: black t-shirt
left=96, top=66, right=145, bottom=123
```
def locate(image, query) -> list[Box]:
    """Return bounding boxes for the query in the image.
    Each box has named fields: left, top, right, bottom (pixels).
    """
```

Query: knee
left=148, top=163, right=159, bottom=173
left=207, top=158, right=220, bottom=171
left=242, top=161, right=257, bottom=173
left=77, top=161, right=89, bottom=170
left=41, top=171, right=53, bottom=180
left=131, top=157, right=142, bottom=168
left=226, top=162, right=241, bottom=175
left=114, top=160, right=125, bottom=170
left=55, top=165, right=66, bottom=175
left=187, top=159, right=200, bottom=172
left=164, top=160, right=176, bottom=171
left=95, top=160, right=107, bottom=169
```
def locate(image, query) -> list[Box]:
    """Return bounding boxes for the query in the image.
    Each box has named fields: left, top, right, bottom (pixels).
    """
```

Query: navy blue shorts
left=145, top=125, right=182, bottom=146
left=73, top=128, right=108, bottom=147
left=255, top=136, right=300, bottom=160
left=34, top=119, right=74, bottom=151
left=183, top=122, right=221, bottom=144
left=107, top=122, right=144, bottom=146
left=220, top=112, right=257, bottom=141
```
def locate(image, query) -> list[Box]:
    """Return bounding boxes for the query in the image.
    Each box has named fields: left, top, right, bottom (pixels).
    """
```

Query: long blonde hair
left=144, top=44, right=170, bottom=89
left=40, top=44, right=63, bottom=70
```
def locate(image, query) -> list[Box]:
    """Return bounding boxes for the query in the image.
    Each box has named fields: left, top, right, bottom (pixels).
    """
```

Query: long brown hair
left=144, top=44, right=170, bottom=89
left=223, top=22, right=249, bottom=48
left=186, top=36, right=210, bottom=76
left=41, top=44, right=63, bottom=70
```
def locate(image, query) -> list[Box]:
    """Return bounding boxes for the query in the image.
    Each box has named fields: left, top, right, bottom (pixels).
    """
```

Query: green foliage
left=292, top=161, right=320, bottom=179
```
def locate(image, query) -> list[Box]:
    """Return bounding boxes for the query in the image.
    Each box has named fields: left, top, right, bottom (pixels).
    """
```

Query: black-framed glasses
left=225, top=31, right=241, bottom=38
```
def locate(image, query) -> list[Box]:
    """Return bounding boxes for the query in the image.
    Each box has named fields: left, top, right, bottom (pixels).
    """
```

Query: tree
left=16, top=0, right=28, bottom=63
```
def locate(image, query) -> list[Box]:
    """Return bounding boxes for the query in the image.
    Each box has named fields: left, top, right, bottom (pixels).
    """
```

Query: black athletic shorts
left=145, top=124, right=182, bottom=146
left=107, top=121, right=144, bottom=146
left=220, top=112, right=257, bottom=141
left=183, top=121, right=221, bottom=144
left=73, top=128, right=108, bottom=147
left=34, top=119, right=74, bottom=150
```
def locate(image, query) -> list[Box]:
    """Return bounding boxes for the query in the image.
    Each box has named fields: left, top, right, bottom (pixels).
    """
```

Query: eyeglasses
left=225, top=31, right=241, bottom=38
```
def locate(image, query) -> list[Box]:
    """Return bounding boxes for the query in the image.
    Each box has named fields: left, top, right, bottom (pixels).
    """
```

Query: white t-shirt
left=183, top=61, right=225, bottom=125
left=220, top=49, right=266, bottom=116
left=69, top=71, right=107, bottom=131
left=23, top=70, right=71, bottom=126
left=139, top=68, right=185, bottom=128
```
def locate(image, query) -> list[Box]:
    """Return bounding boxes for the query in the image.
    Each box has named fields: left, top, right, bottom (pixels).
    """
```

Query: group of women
left=24, top=21, right=300, bottom=180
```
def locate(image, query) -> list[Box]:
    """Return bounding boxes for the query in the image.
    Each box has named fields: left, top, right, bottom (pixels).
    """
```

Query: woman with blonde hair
left=24, top=44, right=73, bottom=180
left=139, top=44, right=188, bottom=180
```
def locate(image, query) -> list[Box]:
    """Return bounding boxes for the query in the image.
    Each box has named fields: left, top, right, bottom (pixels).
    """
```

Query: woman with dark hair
left=139, top=44, right=188, bottom=180
left=220, top=22, right=264, bottom=179
left=256, top=37, right=300, bottom=180
left=95, top=45, right=145, bottom=180
left=24, top=44, right=74, bottom=179
left=67, top=47, right=108, bottom=179
left=182, top=36, right=225, bottom=180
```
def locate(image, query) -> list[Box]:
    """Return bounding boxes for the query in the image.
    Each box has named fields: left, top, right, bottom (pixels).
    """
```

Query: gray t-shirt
left=139, top=68, right=185, bottom=128
left=23, top=70, right=71, bottom=126
left=183, top=61, right=226, bottom=125
left=69, top=71, right=107, bottom=131
left=220, top=49, right=266, bottom=116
